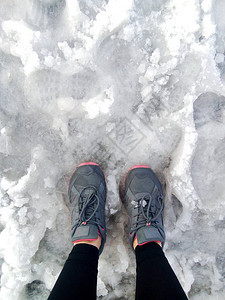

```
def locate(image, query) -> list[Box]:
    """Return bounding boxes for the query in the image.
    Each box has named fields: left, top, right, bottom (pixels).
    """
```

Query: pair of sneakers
left=68, top=162, right=165, bottom=255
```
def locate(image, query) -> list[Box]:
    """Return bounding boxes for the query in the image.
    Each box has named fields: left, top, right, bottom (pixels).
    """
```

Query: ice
left=192, top=92, right=225, bottom=209
left=212, top=0, right=225, bottom=81
left=0, top=0, right=225, bottom=299
left=23, top=280, right=49, bottom=300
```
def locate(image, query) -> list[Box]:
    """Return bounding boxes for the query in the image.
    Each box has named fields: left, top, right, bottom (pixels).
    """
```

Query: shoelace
left=131, top=186, right=164, bottom=233
left=71, top=186, right=103, bottom=234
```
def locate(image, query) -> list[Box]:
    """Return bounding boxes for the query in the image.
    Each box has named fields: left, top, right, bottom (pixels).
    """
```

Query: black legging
left=48, top=243, right=188, bottom=300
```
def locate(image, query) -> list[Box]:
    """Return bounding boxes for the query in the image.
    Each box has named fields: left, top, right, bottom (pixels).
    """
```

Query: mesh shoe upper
left=68, top=164, right=106, bottom=255
left=125, top=167, right=165, bottom=250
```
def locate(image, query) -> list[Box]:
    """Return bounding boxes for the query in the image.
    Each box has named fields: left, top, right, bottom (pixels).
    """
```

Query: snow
left=0, top=0, right=225, bottom=299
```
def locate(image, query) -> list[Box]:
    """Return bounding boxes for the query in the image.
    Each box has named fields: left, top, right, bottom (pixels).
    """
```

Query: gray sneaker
left=68, top=162, right=106, bottom=255
left=124, top=165, right=165, bottom=250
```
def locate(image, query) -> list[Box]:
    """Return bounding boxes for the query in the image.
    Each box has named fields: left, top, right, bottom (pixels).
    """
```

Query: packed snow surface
left=0, top=0, right=225, bottom=299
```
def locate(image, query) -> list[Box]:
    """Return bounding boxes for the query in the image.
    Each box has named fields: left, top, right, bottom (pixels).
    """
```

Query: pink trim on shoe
left=73, top=237, right=99, bottom=244
left=138, top=240, right=162, bottom=246
left=78, top=162, right=99, bottom=167
left=78, top=162, right=105, bottom=178
left=129, top=165, right=150, bottom=171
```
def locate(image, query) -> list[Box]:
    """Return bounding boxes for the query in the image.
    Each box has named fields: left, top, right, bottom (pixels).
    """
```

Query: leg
left=49, top=162, right=106, bottom=299
left=135, top=242, right=188, bottom=300
left=124, top=166, right=188, bottom=299
left=48, top=244, right=99, bottom=300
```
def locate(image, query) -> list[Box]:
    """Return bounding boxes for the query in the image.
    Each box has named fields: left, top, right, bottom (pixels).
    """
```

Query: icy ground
left=0, top=0, right=225, bottom=299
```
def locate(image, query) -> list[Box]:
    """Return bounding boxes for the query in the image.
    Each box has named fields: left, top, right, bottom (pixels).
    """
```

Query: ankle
left=73, top=235, right=102, bottom=250
left=133, top=236, right=162, bottom=250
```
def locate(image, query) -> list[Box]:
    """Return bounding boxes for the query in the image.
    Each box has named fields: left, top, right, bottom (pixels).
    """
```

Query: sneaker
left=124, top=165, right=165, bottom=250
left=68, top=162, right=106, bottom=255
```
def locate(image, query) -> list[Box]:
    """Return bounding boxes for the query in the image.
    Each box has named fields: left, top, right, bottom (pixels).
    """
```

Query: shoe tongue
left=136, top=192, right=159, bottom=216
left=135, top=192, right=150, bottom=200
left=135, top=193, right=150, bottom=219
left=72, top=224, right=99, bottom=241
left=80, top=189, right=98, bottom=221
left=81, top=187, right=96, bottom=199
left=136, top=226, right=161, bottom=245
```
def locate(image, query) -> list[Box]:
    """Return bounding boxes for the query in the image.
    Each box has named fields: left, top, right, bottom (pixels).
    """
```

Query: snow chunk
left=57, top=97, right=75, bottom=111
left=83, top=91, right=114, bottom=119
left=1, top=20, right=40, bottom=75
